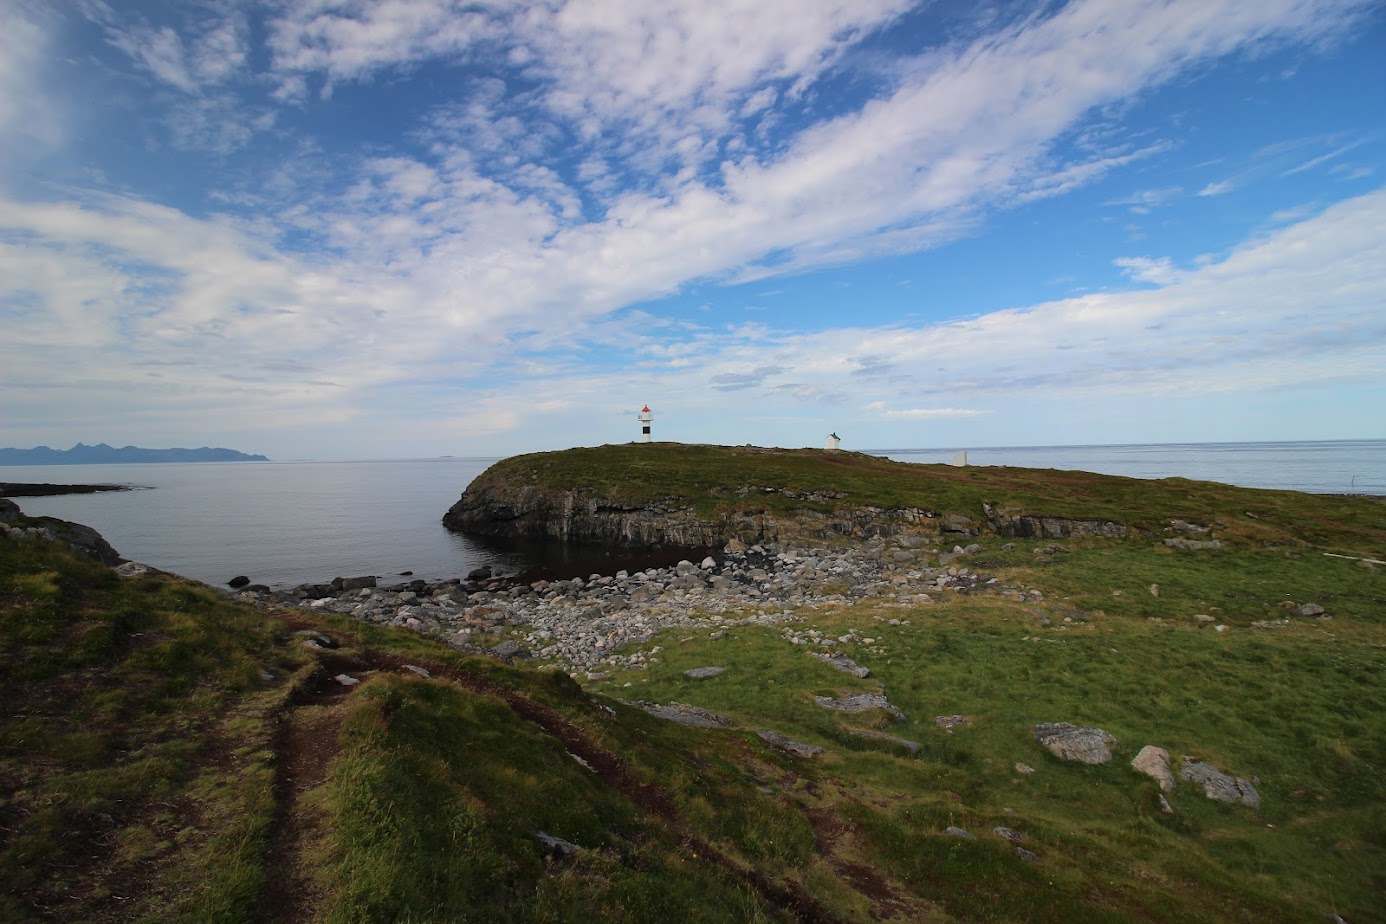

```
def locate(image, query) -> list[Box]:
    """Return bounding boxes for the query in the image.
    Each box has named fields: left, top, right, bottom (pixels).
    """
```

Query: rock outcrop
left=444, top=481, right=942, bottom=548
left=984, top=503, right=1128, bottom=539
left=0, top=498, right=123, bottom=565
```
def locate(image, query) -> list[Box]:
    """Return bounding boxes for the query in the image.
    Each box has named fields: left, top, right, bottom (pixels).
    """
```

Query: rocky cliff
left=443, top=480, right=971, bottom=547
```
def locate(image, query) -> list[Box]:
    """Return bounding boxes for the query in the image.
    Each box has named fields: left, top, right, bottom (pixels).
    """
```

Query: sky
left=1, top=0, right=1384, bottom=461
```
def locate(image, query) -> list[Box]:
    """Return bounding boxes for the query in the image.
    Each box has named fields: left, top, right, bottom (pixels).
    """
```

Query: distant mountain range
left=0, top=443, right=270, bottom=465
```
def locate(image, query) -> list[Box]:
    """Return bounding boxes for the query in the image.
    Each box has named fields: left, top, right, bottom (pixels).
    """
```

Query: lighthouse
left=638, top=405, right=653, bottom=443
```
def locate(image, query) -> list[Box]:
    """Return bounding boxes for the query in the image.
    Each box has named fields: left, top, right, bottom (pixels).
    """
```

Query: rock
left=489, top=639, right=529, bottom=660
left=1014, top=762, right=1037, bottom=775
left=340, top=575, right=377, bottom=590
left=935, top=715, right=972, bottom=731
left=756, top=730, right=825, bottom=758
left=402, top=664, right=431, bottom=678
left=1032, top=722, right=1116, bottom=764
left=1290, top=602, right=1325, bottom=617
left=227, top=575, right=251, bottom=588
left=114, top=561, right=156, bottom=578
left=1164, top=537, right=1222, bottom=550
left=1180, top=758, right=1260, bottom=807
left=1157, top=794, right=1175, bottom=815
left=700, top=556, right=717, bottom=570
left=814, top=692, right=905, bottom=720
left=811, top=651, right=870, bottom=678
left=684, top=666, right=725, bottom=679
left=293, top=629, right=337, bottom=649
left=334, top=673, right=361, bottom=686
left=992, top=826, right=1024, bottom=842
left=467, top=565, right=493, bottom=581
left=984, top=504, right=1126, bottom=539
left=537, top=832, right=578, bottom=859
left=635, top=701, right=735, bottom=728
left=1149, top=583, right=1160, bottom=597
left=1193, top=614, right=1215, bottom=623
left=1131, top=745, right=1175, bottom=792
left=1015, top=847, right=1038, bottom=862
left=842, top=728, right=920, bottom=754
left=943, top=826, right=975, bottom=840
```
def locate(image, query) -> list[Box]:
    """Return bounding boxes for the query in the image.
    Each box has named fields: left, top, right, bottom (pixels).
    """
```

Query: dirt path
left=256, top=613, right=846, bottom=923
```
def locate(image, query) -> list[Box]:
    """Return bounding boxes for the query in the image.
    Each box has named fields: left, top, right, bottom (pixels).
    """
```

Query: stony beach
left=240, top=535, right=1047, bottom=674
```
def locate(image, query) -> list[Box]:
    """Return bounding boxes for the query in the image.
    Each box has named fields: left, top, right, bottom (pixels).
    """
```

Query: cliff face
left=442, top=482, right=969, bottom=547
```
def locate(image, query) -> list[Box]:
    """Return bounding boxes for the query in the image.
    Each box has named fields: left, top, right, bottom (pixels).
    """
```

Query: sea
left=3, top=440, right=1382, bottom=590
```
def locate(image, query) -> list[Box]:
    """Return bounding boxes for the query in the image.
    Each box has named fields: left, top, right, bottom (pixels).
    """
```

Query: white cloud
left=1114, top=256, right=1183, bottom=285
left=1198, top=180, right=1235, bottom=196
left=868, top=404, right=993, bottom=419
left=0, top=2, right=61, bottom=150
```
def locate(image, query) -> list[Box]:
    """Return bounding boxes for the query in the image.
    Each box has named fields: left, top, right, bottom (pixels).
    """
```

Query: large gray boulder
left=1033, top=722, right=1116, bottom=764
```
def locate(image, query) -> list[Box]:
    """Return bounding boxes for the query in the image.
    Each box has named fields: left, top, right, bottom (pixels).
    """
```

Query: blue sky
left=1, top=0, right=1383, bottom=460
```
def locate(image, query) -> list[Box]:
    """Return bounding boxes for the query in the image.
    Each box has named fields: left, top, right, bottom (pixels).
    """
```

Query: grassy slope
left=4, top=455, right=1385, bottom=922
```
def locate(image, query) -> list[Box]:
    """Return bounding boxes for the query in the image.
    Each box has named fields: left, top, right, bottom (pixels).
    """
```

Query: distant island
left=0, top=442, right=269, bottom=465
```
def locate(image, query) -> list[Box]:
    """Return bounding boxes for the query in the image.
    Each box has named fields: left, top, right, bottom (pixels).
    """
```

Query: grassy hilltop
left=3, top=452, right=1385, bottom=922
left=454, top=442, right=1385, bottom=550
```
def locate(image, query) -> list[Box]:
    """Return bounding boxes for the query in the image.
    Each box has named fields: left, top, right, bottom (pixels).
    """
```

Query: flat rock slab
left=943, top=826, right=975, bottom=840
left=684, top=666, right=726, bottom=679
left=1033, top=722, right=1116, bottom=764
left=843, top=728, right=920, bottom=754
left=811, top=652, right=871, bottom=678
left=935, top=714, right=972, bottom=731
left=815, top=692, right=905, bottom=720
left=756, top=730, right=825, bottom=758
left=635, top=701, right=736, bottom=728
left=1164, top=537, right=1222, bottom=550
left=1181, top=758, right=1260, bottom=807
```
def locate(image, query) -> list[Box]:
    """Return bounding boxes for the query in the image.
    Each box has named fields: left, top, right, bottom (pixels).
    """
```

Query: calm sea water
left=4, top=440, right=1382, bottom=588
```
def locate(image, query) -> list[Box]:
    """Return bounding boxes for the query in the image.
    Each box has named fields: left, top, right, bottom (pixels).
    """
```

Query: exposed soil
left=806, top=806, right=936, bottom=921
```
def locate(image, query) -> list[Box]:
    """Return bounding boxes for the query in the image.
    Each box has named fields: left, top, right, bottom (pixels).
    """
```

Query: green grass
left=586, top=547, right=1386, bottom=922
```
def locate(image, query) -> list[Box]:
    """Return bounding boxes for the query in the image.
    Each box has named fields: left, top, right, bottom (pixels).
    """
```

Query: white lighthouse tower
left=638, top=404, right=653, bottom=443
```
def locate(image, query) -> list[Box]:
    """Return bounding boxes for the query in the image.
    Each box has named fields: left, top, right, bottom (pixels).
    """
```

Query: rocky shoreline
left=0, top=482, right=136, bottom=497
left=233, top=535, right=1046, bottom=673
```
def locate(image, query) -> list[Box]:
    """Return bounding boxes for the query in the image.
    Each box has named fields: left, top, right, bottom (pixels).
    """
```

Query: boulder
left=756, top=730, right=825, bottom=758
left=1180, top=758, right=1260, bottom=807
left=814, top=692, right=906, bottom=720
left=1032, top=722, right=1116, bottom=764
left=684, top=666, right=725, bottom=679
left=1130, top=745, right=1175, bottom=792
left=811, top=651, right=871, bottom=678
left=227, top=575, right=251, bottom=588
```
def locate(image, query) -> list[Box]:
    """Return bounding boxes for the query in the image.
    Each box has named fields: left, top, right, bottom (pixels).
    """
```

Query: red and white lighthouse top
left=641, top=405, right=650, bottom=412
